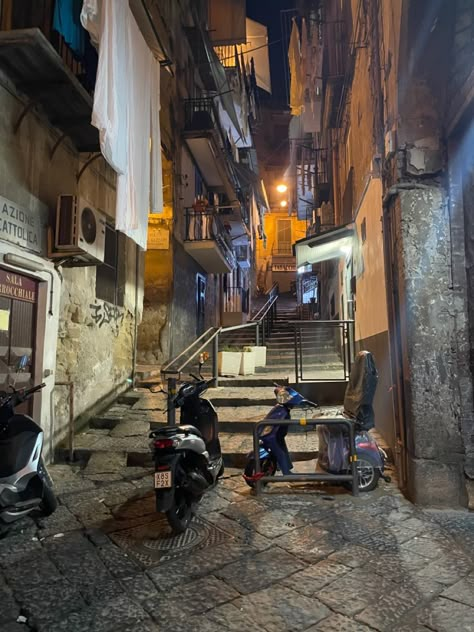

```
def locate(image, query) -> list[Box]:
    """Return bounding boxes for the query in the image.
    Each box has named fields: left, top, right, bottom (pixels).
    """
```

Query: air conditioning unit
left=53, top=195, right=106, bottom=264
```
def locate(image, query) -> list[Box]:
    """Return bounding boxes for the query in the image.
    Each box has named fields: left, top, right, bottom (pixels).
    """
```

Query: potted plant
left=218, top=345, right=242, bottom=377
left=244, top=345, right=266, bottom=368
left=240, top=347, right=256, bottom=375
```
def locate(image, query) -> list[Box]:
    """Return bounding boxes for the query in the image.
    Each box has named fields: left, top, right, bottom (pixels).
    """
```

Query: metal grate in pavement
left=109, top=514, right=232, bottom=567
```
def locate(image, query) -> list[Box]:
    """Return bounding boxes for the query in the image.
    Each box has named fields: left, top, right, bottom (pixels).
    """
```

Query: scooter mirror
left=16, top=355, right=28, bottom=372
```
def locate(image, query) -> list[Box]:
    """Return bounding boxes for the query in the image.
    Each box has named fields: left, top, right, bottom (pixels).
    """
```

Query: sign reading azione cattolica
left=0, top=196, right=44, bottom=254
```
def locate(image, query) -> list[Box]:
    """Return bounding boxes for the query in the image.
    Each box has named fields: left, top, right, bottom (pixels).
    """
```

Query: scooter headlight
left=276, top=390, right=291, bottom=404
left=260, top=425, right=274, bottom=436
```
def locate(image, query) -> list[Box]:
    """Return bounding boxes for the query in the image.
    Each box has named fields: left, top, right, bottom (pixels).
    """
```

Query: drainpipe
left=131, top=242, right=140, bottom=388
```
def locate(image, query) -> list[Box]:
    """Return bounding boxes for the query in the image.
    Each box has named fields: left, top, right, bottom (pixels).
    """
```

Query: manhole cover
left=109, top=514, right=232, bottom=567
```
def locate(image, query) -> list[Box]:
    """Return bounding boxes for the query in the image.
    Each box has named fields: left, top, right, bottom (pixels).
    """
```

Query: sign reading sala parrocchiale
left=0, top=195, right=45, bottom=255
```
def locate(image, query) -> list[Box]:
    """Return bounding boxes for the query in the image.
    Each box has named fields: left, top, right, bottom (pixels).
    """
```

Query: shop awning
left=293, top=223, right=354, bottom=267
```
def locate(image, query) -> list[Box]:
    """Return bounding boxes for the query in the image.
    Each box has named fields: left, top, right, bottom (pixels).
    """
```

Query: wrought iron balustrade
left=184, top=208, right=236, bottom=269
left=0, top=0, right=96, bottom=93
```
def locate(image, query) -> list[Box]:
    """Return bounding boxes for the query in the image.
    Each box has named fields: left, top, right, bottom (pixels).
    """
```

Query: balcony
left=235, top=245, right=251, bottom=269
left=183, top=98, right=239, bottom=200
left=0, top=3, right=99, bottom=151
left=184, top=208, right=236, bottom=274
left=271, top=246, right=296, bottom=273
left=222, top=285, right=249, bottom=327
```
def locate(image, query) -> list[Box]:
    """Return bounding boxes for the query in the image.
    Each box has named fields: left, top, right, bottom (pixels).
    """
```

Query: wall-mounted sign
left=147, top=225, right=169, bottom=250
left=0, top=269, right=37, bottom=303
left=0, top=196, right=46, bottom=255
left=272, top=263, right=296, bottom=272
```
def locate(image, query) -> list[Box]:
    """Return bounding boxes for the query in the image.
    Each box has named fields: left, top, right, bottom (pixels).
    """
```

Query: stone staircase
left=58, top=295, right=343, bottom=469
left=220, top=295, right=345, bottom=379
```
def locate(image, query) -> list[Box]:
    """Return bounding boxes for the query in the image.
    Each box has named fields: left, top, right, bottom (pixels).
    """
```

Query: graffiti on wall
left=89, top=302, right=125, bottom=328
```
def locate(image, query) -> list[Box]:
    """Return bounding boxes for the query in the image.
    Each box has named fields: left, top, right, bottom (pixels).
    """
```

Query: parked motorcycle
left=243, top=385, right=319, bottom=486
left=150, top=362, right=224, bottom=533
left=317, top=350, right=389, bottom=492
left=0, top=356, right=57, bottom=534
left=243, top=351, right=389, bottom=492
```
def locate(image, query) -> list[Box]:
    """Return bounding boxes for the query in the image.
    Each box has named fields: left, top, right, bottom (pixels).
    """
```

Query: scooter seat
left=150, top=425, right=204, bottom=439
left=178, top=424, right=204, bottom=439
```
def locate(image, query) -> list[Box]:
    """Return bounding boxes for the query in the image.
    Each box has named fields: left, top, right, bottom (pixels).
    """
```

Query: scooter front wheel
left=38, top=458, right=57, bottom=516
left=244, top=455, right=277, bottom=489
left=165, top=489, right=194, bottom=533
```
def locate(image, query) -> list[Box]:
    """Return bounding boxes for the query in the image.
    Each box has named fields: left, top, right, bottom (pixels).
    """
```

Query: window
left=96, top=224, right=125, bottom=306
left=277, top=220, right=292, bottom=255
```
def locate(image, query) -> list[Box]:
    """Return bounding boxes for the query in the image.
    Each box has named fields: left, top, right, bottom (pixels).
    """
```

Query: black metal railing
left=315, top=148, right=330, bottom=186
left=224, top=286, right=243, bottom=313
left=235, top=245, right=250, bottom=266
left=183, top=98, right=241, bottom=195
left=1, top=0, right=96, bottom=93
left=291, top=319, right=355, bottom=383
left=184, top=208, right=236, bottom=270
left=161, top=284, right=279, bottom=390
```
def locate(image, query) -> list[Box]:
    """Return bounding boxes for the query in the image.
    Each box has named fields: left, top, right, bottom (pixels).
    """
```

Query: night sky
left=246, top=0, right=296, bottom=106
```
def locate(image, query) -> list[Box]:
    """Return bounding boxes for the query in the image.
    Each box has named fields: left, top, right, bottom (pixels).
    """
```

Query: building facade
left=291, top=0, right=474, bottom=506
left=0, top=0, right=266, bottom=460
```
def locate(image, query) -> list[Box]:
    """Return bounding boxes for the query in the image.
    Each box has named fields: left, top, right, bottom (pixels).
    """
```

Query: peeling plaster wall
left=0, top=74, right=143, bottom=456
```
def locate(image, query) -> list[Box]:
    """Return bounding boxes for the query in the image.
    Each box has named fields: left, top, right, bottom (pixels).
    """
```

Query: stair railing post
left=262, top=317, right=266, bottom=346
left=167, top=376, right=177, bottom=425
left=256, top=322, right=260, bottom=346
left=213, top=332, right=219, bottom=387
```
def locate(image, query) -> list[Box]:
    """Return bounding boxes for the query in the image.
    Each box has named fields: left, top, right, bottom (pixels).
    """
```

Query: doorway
left=196, top=274, right=206, bottom=336
left=0, top=268, right=38, bottom=414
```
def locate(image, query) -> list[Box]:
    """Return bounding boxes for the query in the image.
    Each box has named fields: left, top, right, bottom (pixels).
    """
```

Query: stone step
left=57, top=429, right=320, bottom=469
left=218, top=377, right=289, bottom=387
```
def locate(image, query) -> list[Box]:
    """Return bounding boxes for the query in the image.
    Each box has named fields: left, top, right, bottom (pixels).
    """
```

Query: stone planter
left=218, top=351, right=242, bottom=377
left=240, top=351, right=256, bottom=375
left=244, top=346, right=266, bottom=367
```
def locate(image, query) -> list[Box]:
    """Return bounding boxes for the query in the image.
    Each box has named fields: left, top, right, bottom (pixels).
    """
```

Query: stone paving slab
left=0, top=463, right=473, bottom=632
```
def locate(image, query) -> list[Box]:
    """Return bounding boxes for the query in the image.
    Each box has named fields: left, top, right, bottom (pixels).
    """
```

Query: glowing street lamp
left=276, top=184, right=287, bottom=193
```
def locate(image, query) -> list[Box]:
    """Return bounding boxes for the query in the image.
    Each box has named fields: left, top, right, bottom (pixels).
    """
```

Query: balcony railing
left=0, top=0, right=96, bottom=93
left=184, top=98, right=224, bottom=140
left=184, top=208, right=236, bottom=270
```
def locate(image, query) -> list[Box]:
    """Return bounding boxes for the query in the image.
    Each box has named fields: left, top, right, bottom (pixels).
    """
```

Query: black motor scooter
left=0, top=356, right=57, bottom=534
left=150, top=358, right=224, bottom=533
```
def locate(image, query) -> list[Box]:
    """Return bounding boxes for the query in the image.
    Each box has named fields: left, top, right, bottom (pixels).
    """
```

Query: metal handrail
left=292, top=319, right=355, bottom=383
left=160, top=284, right=279, bottom=409
left=161, top=326, right=221, bottom=375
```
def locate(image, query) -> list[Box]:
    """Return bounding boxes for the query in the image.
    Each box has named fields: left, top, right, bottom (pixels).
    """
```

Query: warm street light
left=280, top=200, right=287, bottom=207
left=276, top=184, right=287, bottom=193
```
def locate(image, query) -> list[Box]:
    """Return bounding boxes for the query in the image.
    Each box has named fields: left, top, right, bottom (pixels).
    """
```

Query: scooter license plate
left=154, top=471, right=172, bottom=488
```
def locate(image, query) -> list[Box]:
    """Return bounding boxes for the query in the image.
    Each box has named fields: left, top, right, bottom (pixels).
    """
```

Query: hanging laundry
left=288, top=18, right=304, bottom=116
left=302, top=20, right=323, bottom=133
left=81, top=0, right=129, bottom=174
left=81, top=0, right=162, bottom=249
left=53, top=0, right=85, bottom=57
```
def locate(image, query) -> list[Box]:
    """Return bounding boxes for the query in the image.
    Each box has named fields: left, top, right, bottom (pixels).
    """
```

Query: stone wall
left=0, top=73, right=142, bottom=454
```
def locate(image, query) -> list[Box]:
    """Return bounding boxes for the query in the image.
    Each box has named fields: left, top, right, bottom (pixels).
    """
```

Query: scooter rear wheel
left=166, top=489, right=194, bottom=533
left=355, top=455, right=380, bottom=492
left=244, top=456, right=277, bottom=489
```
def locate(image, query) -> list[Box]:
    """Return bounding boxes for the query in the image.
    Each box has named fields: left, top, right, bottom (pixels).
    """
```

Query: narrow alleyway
left=1, top=461, right=474, bottom=631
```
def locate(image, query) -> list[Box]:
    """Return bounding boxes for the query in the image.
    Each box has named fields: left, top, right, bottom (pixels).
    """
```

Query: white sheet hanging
left=81, top=0, right=128, bottom=174
left=81, top=0, right=162, bottom=250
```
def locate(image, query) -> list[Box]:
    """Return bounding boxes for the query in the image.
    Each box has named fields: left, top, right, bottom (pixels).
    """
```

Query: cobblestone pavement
left=1, top=461, right=474, bottom=632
